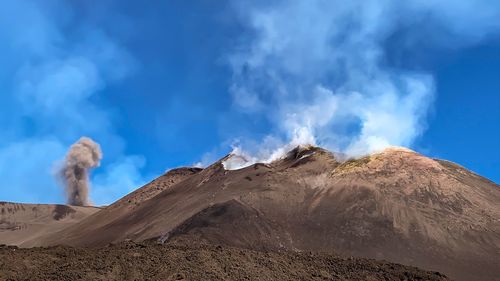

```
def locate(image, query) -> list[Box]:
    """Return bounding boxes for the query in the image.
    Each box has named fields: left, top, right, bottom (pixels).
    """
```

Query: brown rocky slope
left=0, top=240, right=449, bottom=281
left=10, top=146, right=500, bottom=281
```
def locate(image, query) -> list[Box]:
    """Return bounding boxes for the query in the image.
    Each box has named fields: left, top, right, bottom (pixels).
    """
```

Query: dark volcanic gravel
left=0, top=241, right=449, bottom=281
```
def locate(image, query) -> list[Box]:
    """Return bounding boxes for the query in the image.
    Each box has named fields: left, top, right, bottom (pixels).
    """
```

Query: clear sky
left=0, top=0, right=499, bottom=205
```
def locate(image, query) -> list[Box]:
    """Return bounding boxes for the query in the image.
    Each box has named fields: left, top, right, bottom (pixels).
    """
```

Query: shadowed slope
left=161, top=199, right=292, bottom=250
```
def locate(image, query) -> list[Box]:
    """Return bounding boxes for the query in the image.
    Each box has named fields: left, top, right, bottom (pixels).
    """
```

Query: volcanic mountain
left=1, top=146, right=499, bottom=281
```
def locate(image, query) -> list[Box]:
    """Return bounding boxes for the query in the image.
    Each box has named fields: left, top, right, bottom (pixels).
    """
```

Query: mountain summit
left=2, top=146, right=499, bottom=281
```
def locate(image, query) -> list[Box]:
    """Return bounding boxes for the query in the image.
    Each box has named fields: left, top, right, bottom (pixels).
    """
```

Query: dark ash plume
left=59, top=137, right=102, bottom=206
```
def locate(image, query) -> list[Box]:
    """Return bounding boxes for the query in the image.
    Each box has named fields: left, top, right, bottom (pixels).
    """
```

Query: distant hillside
left=0, top=202, right=100, bottom=247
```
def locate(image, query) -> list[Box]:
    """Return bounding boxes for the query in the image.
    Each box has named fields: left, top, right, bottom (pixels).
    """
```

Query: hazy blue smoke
left=0, top=0, right=147, bottom=205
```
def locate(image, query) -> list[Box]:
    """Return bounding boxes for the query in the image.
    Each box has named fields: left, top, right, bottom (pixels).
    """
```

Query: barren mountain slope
left=34, top=167, right=201, bottom=247
left=40, top=146, right=500, bottom=281
left=0, top=202, right=100, bottom=247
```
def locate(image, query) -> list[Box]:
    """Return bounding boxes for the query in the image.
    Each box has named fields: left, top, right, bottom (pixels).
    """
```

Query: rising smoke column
left=59, top=137, right=102, bottom=206
left=225, top=0, right=500, bottom=162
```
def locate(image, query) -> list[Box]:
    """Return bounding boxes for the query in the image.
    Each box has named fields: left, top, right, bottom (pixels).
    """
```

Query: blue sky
left=0, top=0, right=499, bottom=205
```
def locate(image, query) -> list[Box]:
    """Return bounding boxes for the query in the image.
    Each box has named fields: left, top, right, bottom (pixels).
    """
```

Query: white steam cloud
left=223, top=0, right=500, bottom=168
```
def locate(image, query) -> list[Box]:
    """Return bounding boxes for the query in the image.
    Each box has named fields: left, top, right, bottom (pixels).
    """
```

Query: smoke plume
left=59, top=137, right=102, bottom=206
left=221, top=0, right=500, bottom=168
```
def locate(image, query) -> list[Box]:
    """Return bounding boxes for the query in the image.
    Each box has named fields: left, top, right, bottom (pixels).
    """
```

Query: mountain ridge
left=1, top=145, right=498, bottom=281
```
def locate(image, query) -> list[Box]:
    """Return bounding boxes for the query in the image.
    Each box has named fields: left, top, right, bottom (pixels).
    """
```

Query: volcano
left=1, top=146, right=498, bottom=281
